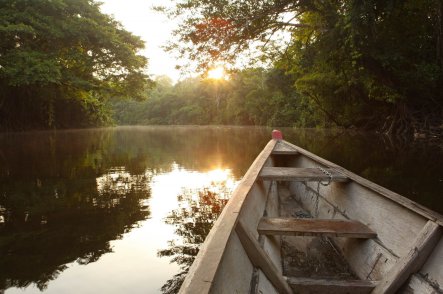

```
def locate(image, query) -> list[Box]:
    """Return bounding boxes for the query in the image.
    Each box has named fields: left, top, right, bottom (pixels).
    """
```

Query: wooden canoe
left=179, top=130, right=443, bottom=294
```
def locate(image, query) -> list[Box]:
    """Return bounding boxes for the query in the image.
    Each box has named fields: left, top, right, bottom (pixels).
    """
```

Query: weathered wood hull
left=179, top=136, right=443, bottom=294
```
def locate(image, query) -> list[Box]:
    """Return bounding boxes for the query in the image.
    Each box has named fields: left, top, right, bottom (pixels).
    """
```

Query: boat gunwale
left=178, top=139, right=278, bottom=293
left=180, top=137, right=443, bottom=293
left=279, top=140, right=443, bottom=226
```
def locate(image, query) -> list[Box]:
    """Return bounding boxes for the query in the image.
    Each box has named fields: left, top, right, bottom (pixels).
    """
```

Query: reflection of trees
left=0, top=167, right=151, bottom=291
left=106, top=126, right=270, bottom=176
left=0, top=126, right=440, bottom=291
left=0, top=126, right=270, bottom=182
left=0, top=126, right=268, bottom=292
left=158, top=184, right=231, bottom=294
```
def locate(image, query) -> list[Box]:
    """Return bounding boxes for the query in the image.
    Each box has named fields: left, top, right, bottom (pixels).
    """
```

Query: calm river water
left=0, top=126, right=442, bottom=293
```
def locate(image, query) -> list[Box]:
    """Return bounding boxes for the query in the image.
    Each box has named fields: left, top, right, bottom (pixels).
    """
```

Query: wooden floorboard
left=260, top=167, right=347, bottom=182
left=258, top=217, right=377, bottom=238
left=286, top=277, right=378, bottom=294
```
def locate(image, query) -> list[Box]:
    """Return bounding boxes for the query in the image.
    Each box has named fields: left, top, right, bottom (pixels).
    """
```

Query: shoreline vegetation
left=0, top=0, right=442, bottom=140
left=110, top=73, right=442, bottom=140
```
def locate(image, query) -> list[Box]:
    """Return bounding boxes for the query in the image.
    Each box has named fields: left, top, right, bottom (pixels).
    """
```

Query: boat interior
left=180, top=137, right=443, bottom=294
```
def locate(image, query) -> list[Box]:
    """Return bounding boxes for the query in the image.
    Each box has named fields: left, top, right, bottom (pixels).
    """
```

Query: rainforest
left=1, top=0, right=442, bottom=137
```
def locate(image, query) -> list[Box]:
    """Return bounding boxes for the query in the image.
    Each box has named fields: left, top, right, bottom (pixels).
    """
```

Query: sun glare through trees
left=207, top=66, right=228, bottom=80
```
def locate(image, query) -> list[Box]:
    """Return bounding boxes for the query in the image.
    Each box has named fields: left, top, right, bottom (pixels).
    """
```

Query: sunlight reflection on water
left=4, top=162, right=239, bottom=294
left=2, top=126, right=440, bottom=293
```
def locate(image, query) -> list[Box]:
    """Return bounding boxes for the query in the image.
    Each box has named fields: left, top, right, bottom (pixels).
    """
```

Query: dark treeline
left=112, top=69, right=307, bottom=127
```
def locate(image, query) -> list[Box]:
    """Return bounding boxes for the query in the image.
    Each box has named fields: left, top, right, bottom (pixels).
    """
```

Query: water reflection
left=0, top=126, right=441, bottom=293
left=0, top=165, right=151, bottom=291
left=0, top=126, right=265, bottom=293
left=157, top=169, right=234, bottom=293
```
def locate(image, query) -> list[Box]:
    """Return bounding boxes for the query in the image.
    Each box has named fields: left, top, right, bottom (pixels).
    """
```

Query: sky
left=99, top=0, right=182, bottom=82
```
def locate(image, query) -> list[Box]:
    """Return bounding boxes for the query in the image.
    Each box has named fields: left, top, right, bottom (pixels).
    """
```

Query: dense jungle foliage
left=1, top=0, right=442, bottom=136
left=156, top=0, right=443, bottom=136
left=112, top=70, right=304, bottom=126
left=0, top=0, right=149, bottom=130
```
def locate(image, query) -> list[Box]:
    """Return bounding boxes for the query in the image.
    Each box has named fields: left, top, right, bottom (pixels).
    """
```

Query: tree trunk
left=382, top=103, right=414, bottom=139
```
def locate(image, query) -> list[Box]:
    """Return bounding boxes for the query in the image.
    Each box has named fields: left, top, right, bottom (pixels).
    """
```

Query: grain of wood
left=289, top=178, right=403, bottom=280
left=400, top=274, right=441, bottom=294
left=372, top=220, right=442, bottom=294
left=258, top=217, right=377, bottom=238
left=260, top=167, right=347, bottom=182
left=286, top=277, right=377, bottom=294
left=292, top=170, right=427, bottom=258
left=235, top=221, right=293, bottom=294
left=420, top=236, right=443, bottom=290
left=279, top=140, right=443, bottom=226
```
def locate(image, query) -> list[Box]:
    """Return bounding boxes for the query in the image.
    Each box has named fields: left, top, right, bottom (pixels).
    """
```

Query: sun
left=207, top=66, right=227, bottom=80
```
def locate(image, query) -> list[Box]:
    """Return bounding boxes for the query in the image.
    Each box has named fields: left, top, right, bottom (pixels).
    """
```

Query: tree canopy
left=163, top=0, right=443, bottom=136
left=1, top=0, right=442, bottom=136
left=0, top=0, right=150, bottom=130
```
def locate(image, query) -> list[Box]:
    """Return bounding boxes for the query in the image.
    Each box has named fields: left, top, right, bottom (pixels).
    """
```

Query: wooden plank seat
left=286, top=277, right=378, bottom=294
left=272, top=142, right=299, bottom=155
left=259, top=167, right=347, bottom=182
left=258, top=217, right=377, bottom=238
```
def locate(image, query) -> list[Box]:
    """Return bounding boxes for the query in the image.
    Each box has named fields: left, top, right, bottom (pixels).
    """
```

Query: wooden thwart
left=235, top=221, right=293, bottom=294
left=272, top=142, right=299, bottom=155
left=287, top=277, right=378, bottom=294
left=258, top=217, right=377, bottom=239
left=260, top=167, right=347, bottom=182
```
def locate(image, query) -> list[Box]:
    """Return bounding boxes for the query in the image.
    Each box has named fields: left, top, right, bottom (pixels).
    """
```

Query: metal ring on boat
left=317, top=167, right=332, bottom=186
